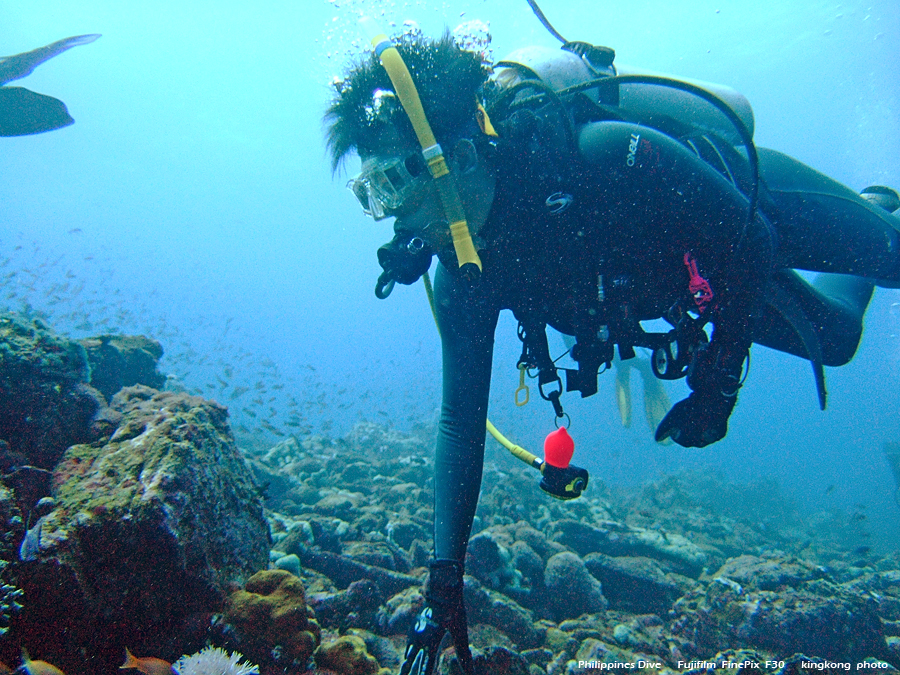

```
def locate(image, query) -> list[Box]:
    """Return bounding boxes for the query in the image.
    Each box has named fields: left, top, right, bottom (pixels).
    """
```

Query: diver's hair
left=325, top=30, right=490, bottom=173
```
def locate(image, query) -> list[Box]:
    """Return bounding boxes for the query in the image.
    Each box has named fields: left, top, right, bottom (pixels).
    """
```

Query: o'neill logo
left=626, top=133, right=640, bottom=167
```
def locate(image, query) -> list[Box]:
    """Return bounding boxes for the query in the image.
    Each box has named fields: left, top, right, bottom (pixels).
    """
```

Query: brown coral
left=224, top=569, right=321, bottom=665
left=313, top=635, right=379, bottom=675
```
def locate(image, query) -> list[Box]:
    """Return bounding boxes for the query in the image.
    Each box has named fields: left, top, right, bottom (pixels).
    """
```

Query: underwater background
left=2, top=0, right=899, bottom=558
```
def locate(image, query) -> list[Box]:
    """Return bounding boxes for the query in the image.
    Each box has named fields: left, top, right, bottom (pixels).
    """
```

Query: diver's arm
left=579, top=119, right=773, bottom=445
left=657, top=152, right=775, bottom=446
left=397, top=262, right=497, bottom=675
left=431, top=262, right=500, bottom=561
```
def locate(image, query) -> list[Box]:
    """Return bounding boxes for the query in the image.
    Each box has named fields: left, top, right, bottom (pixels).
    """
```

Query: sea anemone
left=173, top=647, right=259, bottom=675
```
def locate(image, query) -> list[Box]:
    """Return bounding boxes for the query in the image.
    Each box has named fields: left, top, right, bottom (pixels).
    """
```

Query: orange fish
left=120, top=649, right=174, bottom=675
left=20, top=650, right=65, bottom=675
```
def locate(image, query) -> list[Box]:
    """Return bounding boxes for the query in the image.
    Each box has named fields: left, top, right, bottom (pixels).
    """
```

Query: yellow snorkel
left=360, top=17, right=483, bottom=281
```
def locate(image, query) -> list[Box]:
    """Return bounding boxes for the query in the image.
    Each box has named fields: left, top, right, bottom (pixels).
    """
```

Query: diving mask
left=347, top=153, right=429, bottom=220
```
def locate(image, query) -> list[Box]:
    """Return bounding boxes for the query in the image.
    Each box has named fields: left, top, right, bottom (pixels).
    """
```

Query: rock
left=0, top=314, right=103, bottom=468
left=79, top=334, right=165, bottom=401
left=583, top=553, right=687, bottom=614
left=541, top=552, right=607, bottom=622
left=296, top=546, right=421, bottom=597
left=465, top=576, right=544, bottom=649
left=375, top=585, right=425, bottom=636
left=309, top=578, right=384, bottom=630
left=712, top=554, right=828, bottom=591
left=315, top=489, right=366, bottom=520
left=346, top=628, right=402, bottom=670
left=549, top=518, right=711, bottom=576
left=672, top=575, right=890, bottom=663
left=467, top=529, right=520, bottom=591
left=472, top=646, right=531, bottom=675
left=11, top=386, right=270, bottom=669
left=385, top=516, right=429, bottom=551
left=510, top=541, right=544, bottom=593
left=225, top=569, right=321, bottom=668
left=343, top=540, right=412, bottom=573
left=344, top=422, right=432, bottom=461
left=509, top=522, right=567, bottom=562
left=274, top=553, right=302, bottom=577
left=314, top=634, right=379, bottom=675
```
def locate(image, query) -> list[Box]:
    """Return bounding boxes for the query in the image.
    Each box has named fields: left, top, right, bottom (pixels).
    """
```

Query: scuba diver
left=324, top=10, right=900, bottom=675
left=0, top=33, right=100, bottom=137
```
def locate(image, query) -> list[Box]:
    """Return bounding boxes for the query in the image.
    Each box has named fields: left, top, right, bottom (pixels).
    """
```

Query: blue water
left=2, top=0, right=899, bottom=549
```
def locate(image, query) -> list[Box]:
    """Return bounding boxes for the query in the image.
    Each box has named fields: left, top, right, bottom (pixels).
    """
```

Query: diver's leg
left=753, top=270, right=874, bottom=367
left=759, top=148, right=900, bottom=284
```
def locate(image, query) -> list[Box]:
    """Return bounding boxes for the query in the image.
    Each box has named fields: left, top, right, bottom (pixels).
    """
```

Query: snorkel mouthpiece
left=360, top=17, right=483, bottom=280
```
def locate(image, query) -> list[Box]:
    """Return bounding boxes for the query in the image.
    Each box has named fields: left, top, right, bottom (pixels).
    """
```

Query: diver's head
left=325, top=29, right=497, bottom=255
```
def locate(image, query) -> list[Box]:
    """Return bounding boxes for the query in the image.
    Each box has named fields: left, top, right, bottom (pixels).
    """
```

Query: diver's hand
left=655, top=390, right=736, bottom=448
left=656, top=340, right=745, bottom=447
left=400, top=560, right=473, bottom=675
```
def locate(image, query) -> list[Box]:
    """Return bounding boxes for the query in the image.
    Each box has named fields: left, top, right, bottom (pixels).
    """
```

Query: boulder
left=79, top=334, right=166, bottom=401
left=541, top=551, right=607, bottom=622
left=549, top=518, right=711, bottom=576
left=11, top=386, right=270, bottom=670
left=584, top=552, right=687, bottom=614
left=0, top=314, right=103, bottom=468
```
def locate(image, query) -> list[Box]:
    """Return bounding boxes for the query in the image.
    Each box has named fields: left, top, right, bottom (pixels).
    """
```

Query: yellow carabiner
left=514, top=364, right=530, bottom=406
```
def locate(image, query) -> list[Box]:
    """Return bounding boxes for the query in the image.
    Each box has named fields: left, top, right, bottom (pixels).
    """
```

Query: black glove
left=400, top=559, right=474, bottom=675
left=655, top=342, right=744, bottom=448
left=655, top=389, right=736, bottom=447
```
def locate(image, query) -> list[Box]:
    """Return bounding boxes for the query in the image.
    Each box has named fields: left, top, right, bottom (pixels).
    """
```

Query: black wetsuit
left=430, top=117, right=900, bottom=562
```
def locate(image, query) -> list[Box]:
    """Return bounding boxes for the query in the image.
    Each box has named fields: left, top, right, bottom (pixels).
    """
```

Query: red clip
left=684, top=252, right=713, bottom=312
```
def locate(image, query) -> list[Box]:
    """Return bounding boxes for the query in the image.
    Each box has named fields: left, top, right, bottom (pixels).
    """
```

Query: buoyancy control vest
left=484, top=42, right=761, bottom=406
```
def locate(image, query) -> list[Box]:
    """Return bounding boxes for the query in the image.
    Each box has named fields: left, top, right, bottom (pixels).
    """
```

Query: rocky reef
left=1, top=312, right=900, bottom=675
left=248, top=424, right=900, bottom=674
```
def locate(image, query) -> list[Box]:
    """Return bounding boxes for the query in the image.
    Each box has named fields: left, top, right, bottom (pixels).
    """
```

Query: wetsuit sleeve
left=431, top=263, right=501, bottom=562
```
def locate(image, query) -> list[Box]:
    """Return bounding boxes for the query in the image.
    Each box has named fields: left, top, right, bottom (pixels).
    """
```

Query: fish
left=0, top=34, right=100, bottom=85
left=1, top=34, right=100, bottom=136
left=0, top=87, right=72, bottom=136
left=19, top=650, right=65, bottom=675
left=119, top=648, right=174, bottom=675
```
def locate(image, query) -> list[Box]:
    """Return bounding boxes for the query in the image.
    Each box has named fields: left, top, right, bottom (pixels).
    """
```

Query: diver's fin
left=0, top=87, right=73, bottom=136
left=634, top=357, right=672, bottom=435
left=0, top=34, right=100, bottom=85
left=860, top=185, right=900, bottom=214
left=614, top=358, right=632, bottom=428
left=765, top=279, right=827, bottom=410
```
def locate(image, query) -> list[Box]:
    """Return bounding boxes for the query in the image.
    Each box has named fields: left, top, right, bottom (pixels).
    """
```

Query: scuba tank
left=492, top=44, right=755, bottom=149
left=486, top=40, right=760, bottom=230
left=506, top=0, right=760, bottom=222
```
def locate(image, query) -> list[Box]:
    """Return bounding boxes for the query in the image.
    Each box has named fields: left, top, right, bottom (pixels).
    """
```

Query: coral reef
left=2, top=312, right=900, bottom=675
left=223, top=569, right=321, bottom=670
left=7, top=384, right=271, bottom=670
left=245, top=420, right=900, bottom=673
left=79, top=334, right=166, bottom=402
left=0, top=314, right=103, bottom=468
left=313, top=634, right=379, bottom=675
